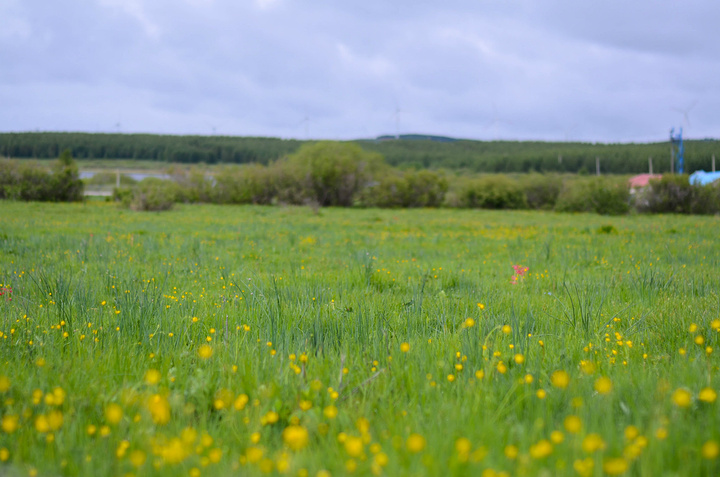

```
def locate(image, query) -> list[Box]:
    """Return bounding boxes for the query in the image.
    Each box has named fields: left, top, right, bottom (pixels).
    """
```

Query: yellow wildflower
left=671, top=388, right=692, bottom=408
left=702, top=440, right=719, bottom=459
left=551, top=370, right=570, bottom=389
left=283, top=425, right=309, bottom=451
left=406, top=433, right=426, bottom=453
left=564, top=415, right=582, bottom=434
left=603, top=457, right=629, bottom=475
left=594, top=376, right=613, bottom=395
left=699, top=388, right=717, bottom=403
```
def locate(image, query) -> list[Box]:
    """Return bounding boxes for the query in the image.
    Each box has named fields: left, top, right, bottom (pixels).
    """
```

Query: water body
left=80, top=171, right=171, bottom=181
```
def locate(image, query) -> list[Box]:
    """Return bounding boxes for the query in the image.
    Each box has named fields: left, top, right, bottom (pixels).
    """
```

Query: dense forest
left=1, top=132, right=718, bottom=174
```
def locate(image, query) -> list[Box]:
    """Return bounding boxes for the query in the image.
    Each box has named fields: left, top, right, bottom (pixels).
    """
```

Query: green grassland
left=0, top=202, right=719, bottom=476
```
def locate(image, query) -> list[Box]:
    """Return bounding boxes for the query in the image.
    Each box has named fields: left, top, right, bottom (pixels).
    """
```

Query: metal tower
left=670, top=127, right=684, bottom=174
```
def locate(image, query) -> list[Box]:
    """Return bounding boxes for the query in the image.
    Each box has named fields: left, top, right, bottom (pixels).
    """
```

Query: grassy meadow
left=0, top=201, right=719, bottom=476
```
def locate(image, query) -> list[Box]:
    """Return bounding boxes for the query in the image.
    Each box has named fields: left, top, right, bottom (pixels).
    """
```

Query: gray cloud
left=1, top=0, right=718, bottom=141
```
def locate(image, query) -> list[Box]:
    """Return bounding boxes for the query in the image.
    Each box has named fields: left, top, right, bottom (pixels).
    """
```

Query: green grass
left=0, top=202, right=719, bottom=476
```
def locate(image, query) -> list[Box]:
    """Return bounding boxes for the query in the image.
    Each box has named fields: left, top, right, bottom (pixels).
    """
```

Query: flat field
left=0, top=201, right=719, bottom=476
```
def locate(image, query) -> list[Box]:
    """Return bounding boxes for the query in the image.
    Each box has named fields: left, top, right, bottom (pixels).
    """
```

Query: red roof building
left=628, top=174, right=662, bottom=189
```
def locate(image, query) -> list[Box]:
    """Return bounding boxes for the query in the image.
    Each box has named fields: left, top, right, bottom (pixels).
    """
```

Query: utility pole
left=670, top=148, right=675, bottom=174
left=649, top=157, right=653, bottom=174
left=713, top=154, right=716, bottom=173
left=596, top=156, right=600, bottom=176
left=395, top=107, right=401, bottom=140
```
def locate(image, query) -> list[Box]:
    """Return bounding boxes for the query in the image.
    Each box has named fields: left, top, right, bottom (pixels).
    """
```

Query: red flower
left=510, top=265, right=528, bottom=284
left=0, top=287, right=12, bottom=301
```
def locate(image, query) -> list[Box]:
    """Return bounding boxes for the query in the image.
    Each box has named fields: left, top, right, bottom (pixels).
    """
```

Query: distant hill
left=1, top=131, right=718, bottom=174
left=373, top=134, right=459, bottom=142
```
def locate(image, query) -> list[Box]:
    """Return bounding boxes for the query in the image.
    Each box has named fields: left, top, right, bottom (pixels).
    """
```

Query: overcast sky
left=1, top=0, right=719, bottom=143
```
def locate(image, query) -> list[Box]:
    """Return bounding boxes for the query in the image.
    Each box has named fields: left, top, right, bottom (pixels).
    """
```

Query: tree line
left=1, top=132, right=718, bottom=174
left=0, top=133, right=301, bottom=165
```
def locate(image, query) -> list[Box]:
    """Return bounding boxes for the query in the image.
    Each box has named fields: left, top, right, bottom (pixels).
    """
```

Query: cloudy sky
left=1, top=0, right=718, bottom=143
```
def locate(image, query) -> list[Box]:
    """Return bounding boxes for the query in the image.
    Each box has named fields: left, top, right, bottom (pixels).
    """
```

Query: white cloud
left=1, top=1, right=719, bottom=141
left=0, top=1, right=32, bottom=43
left=98, top=0, right=161, bottom=38
left=336, top=43, right=394, bottom=78
left=254, top=0, right=282, bottom=10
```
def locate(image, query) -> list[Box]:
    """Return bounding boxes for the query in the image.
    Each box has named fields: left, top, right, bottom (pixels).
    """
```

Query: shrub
left=457, top=175, right=527, bottom=209
left=556, top=177, right=629, bottom=215
left=287, top=142, right=384, bottom=206
left=0, top=151, right=83, bottom=202
left=690, top=182, right=720, bottom=215
left=50, top=150, right=84, bottom=202
left=359, top=174, right=405, bottom=208
left=168, top=166, right=215, bottom=203
left=404, top=170, right=448, bottom=207
left=0, top=161, right=51, bottom=201
left=360, top=170, right=447, bottom=208
left=124, top=178, right=180, bottom=211
left=637, top=175, right=693, bottom=214
left=519, top=174, right=562, bottom=209
left=112, top=186, right=133, bottom=206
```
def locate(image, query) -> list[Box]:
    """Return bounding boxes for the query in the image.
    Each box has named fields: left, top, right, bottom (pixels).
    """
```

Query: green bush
left=637, top=175, right=693, bottom=214
left=112, top=186, right=133, bottom=206
left=691, top=182, right=720, bottom=214
left=556, top=177, right=629, bottom=215
left=0, top=161, right=51, bottom=201
left=0, top=151, right=83, bottom=202
left=50, top=150, right=84, bottom=202
left=359, top=174, right=405, bottom=208
left=457, top=175, right=527, bottom=209
left=287, top=142, right=384, bottom=206
left=519, top=173, right=562, bottom=209
left=168, top=166, right=215, bottom=203
left=404, top=170, right=448, bottom=207
left=360, top=170, right=448, bottom=208
left=124, top=178, right=180, bottom=211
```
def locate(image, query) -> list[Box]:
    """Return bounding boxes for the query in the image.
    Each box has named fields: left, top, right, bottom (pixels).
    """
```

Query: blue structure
left=670, top=127, right=684, bottom=174
left=689, top=170, right=720, bottom=186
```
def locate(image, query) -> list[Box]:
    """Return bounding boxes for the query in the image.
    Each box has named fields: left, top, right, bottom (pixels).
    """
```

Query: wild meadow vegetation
left=0, top=201, right=719, bottom=476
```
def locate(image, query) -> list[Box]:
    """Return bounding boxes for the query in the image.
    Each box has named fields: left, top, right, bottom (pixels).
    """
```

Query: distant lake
left=80, top=171, right=171, bottom=181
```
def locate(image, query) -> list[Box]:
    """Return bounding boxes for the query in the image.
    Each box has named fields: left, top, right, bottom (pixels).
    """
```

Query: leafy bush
left=636, top=175, right=693, bottom=214
left=50, top=150, right=84, bottom=202
left=555, top=177, right=629, bottom=215
left=0, top=151, right=83, bottom=202
left=634, top=175, right=720, bottom=214
left=360, top=170, right=447, bottom=208
left=691, top=182, right=720, bottom=214
left=404, top=170, right=448, bottom=207
left=112, top=186, right=133, bottom=206
left=287, top=142, right=384, bottom=206
left=359, top=174, right=405, bottom=208
left=0, top=160, right=50, bottom=201
left=167, top=166, right=215, bottom=203
left=519, top=173, right=562, bottom=209
left=456, top=175, right=527, bottom=209
left=123, top=178, right=180, bottom=211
